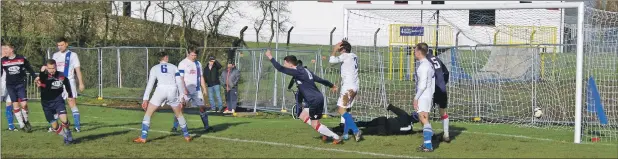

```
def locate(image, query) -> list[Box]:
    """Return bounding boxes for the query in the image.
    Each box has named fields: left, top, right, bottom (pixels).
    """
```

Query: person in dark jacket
left=332, top=104, right=419, bottom=136
left=220, top=62, right=240, bottom=114
left=203, top=55, right=224, bottom=112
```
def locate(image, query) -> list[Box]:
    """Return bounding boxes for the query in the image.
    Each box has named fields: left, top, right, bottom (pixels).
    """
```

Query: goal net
left=343, top=2, right=617, bottom=143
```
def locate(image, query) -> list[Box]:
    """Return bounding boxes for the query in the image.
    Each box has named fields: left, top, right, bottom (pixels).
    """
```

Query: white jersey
left=178, top=58, right=203, bottom=93
left=52, top=50, right=81, bottom=80
left=143, top=62, right=184, bottom=101
left=415, top=58, right=436, bottom=100
left=329, top=53, right=359, bottom=88
left=1, top=71, right=5, bottom=97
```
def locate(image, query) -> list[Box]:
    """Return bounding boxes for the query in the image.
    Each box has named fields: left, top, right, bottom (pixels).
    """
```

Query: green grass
left=2, top=102, right=617, bottom=158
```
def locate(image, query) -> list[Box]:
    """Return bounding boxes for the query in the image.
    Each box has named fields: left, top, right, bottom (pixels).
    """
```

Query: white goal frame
left=343, top=2, right=586, bottom=144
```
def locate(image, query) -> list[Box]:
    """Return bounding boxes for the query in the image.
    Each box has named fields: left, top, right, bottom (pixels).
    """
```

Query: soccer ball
left=534, top=107, right=543, bottom=118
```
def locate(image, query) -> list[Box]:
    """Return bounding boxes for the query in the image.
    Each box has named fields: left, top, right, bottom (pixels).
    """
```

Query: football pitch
left=2, top=102, right=617, bottom=158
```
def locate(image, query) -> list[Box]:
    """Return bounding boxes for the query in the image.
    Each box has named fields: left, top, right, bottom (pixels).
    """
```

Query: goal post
left=342, top=2, right=586, bottom=143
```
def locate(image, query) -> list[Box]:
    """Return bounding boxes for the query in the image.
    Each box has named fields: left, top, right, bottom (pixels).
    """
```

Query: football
left=534, top=107, right=543, bottom=118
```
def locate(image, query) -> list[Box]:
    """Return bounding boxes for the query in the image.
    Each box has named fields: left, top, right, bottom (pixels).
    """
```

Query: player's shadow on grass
left=432, top=125, right=466, bottom=150
left=72, top=130, right=132, bottom=144
left=187, top=122, right=249, bottom=139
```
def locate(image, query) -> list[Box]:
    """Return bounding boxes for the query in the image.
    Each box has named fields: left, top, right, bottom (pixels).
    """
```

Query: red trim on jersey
left=2, top=59, right=25, bottom=65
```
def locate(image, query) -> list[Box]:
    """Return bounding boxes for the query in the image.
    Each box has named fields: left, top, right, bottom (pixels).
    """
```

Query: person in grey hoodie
left=220, top=62, right=240, bottom=114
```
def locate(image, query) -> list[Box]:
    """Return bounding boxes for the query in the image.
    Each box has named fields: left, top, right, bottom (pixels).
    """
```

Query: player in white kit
left=329, top=40, right=362, bottom=142
left=171, top=47, right=211, bottom=132
left=1, top=50, right=15, bottom=131
left=413, top=43, right=436, bottom=152
left=134, top=51, right=191, bottom=143
left=39, top=37, right=86, bottom=132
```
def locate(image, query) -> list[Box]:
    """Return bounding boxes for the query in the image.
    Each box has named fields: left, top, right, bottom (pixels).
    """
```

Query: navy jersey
left=1, top=55, right=36, bottom=85
left=39, top=71, right=73, bottom=101
left=270, top=59, right=333, bottom=106
left=426, top=54, right=449, bottom=93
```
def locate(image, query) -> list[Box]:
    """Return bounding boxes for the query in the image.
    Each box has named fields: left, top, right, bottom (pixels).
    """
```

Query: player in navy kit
left=265, top=49, right=343, bottom=144
left=38, top=59, right=74, bottom=144
left=1, top=41, right=35, bottom=132
left=424, top=45, right=451, bottom=143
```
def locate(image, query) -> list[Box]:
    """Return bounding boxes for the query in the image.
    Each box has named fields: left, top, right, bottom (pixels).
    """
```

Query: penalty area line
left=120, top=127, right=421, bottom=158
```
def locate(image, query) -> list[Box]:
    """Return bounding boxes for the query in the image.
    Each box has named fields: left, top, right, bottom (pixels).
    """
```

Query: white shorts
left=1, top=94, right=11, bottom=103
left=337, top=85, right=358, bottom=108
left=183, top=90, right=204, bottom=107
left=150, top=86, right=181, bottom=107
left=1, top=85, right=11, bottom=103
left=416, top=98, right=433, bottom=113
left=62, top=80, right=78, bottom=99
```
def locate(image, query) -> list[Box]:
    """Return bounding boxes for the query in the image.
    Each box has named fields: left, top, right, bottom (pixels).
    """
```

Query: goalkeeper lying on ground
left=332, top=104, right=419, bottom=136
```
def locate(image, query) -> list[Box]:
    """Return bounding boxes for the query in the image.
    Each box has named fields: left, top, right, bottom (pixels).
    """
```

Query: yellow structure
left=493, top=25, right=559, bottom=79
left=388, top=24, right=454, bottom=80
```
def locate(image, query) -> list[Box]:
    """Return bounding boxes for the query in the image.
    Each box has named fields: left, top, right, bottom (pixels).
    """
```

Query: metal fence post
left=145, top=48, right=149, bottom=82
left=117, top=48, right=122, bottom=88
left=255, top=50, right=263, bottom=113
left=98, top=47, right=104, bottom=99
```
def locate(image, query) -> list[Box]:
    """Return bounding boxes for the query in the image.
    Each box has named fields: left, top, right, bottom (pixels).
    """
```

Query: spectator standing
left=220, top=62, right=240, bottom=114
left=203, top=55, right=224, bottom=112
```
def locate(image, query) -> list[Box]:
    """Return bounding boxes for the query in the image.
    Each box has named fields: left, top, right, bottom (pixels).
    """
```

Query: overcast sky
left=114, top=1, right=565, bottom=46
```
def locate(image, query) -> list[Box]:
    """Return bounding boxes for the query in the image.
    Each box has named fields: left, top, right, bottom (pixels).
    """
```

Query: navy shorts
left=307, top=100, right=324, bottom=120
left=433, top=90, right=448, bottom=109
left=6, top=84, right=27, bottom=102
left=42, top=96, right=67, bottom=123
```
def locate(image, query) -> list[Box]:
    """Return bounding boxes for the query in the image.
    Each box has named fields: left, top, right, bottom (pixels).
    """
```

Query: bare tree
left=157, top=1, right=176, bottom=44
left=266, top=1, right=291, bottom=47
left=252, top=1, right=269, bottom=47
left=143, top=1, right=151, bottom=20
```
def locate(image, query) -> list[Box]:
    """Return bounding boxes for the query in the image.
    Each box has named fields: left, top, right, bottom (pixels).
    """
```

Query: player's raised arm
left=266, top=49, right=299, bottom=76
left=143, top=68, right=157, bottom=101
left=329, top=42, right=344, bottom=64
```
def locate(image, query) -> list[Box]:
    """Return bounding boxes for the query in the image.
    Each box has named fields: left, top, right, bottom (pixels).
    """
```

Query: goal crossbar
left=343, top=2, right=582, bottom=10
left=342, top=2, right=586, bottom=144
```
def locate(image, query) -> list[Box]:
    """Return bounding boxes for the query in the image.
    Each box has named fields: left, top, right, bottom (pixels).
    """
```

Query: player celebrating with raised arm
left=40, top=37, right=86, bottom=132
left=172, top=47, right=211, bottom=132
left=328, top=40, right=362, bottom=142
left=425, top=47, right=451, bottom=143
left=38, top=59, right=75, bottom=144
left=134, top=52, right=191, bottom=143
left=1, top=41, right=35, bottom=132
left=413, top=43, right=436, bottom=152
left=265, top=49, right=343, bottom=144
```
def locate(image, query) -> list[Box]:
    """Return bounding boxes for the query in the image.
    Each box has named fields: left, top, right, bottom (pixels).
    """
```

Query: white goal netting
left=343, top=5, right=618, bottom=143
